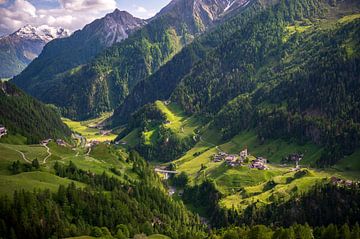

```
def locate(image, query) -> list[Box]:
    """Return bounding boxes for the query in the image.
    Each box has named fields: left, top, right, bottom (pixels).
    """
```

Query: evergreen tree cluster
left=0, top=152, right=206, bottom=239
left=0, top=82, right=71, bottom=144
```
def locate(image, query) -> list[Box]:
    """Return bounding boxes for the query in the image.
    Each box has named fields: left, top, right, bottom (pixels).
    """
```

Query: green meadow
left=0, top=140, right=133, bottom=197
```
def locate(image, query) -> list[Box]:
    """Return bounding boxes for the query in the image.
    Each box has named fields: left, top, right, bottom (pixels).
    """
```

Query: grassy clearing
left=62, top=113, right=117, bottom=142
left=155, top=101, right=202, bottom=139
left=283, top=21, right=313, bottom=42
left=0, top=134, right=27, bottom=145
left=0, top=172, right=85, bottom=196
left=338, top=13, right=360, bottom=24
left=220, top=169, right=328, bottom=210
left=0, top=141, right=134, bottom=197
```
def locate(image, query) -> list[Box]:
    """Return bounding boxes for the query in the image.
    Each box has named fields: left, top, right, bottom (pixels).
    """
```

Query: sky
left=0, top=0, right=172, bottom=36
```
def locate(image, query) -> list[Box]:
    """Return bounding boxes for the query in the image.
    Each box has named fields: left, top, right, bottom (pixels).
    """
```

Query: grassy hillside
left=0, top=81, right=71, bottom=144
left=0, top=141, right=132, bottom=197
left=63, top=113, right=118, bottom=142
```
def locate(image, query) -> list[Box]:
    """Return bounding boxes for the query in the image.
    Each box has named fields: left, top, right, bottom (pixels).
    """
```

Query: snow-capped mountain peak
left=13, top=25, right=70, bottom=42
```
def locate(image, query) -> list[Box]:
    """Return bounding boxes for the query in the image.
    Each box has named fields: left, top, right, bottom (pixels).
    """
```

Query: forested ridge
left=113, top=0, right=360, bottom=166
left=12, top=0, right=244, bottom=120
left=1, top=0, right=360, bottom=238
left=0, top=152, right=207, bottom=239
left=0, top=81, right=71, bottom=144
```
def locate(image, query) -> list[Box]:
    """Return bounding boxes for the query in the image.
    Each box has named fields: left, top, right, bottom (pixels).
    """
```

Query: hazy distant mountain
left=0, top=25, right=69, bottom=78
left=12, top=9, right=145, bottom=91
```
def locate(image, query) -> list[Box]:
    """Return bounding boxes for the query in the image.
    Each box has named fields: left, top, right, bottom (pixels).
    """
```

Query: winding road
left=14, top=149, right=31, bottom=163
left=42, top=144, right=52, bottom=164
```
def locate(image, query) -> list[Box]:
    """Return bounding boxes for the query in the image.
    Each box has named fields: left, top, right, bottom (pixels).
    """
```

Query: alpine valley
left=0, top=0, right=360, bottom=239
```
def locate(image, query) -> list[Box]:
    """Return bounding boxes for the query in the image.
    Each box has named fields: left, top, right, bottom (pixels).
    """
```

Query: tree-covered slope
left=12, top=0, right=252, bottom=120
left=113, top=0, right=360, bottom=166
left=110, top=0, right=265, bottom=126
left=0, top=82, right=71, bottom=143
left=111, top=0, right=359, bottom=125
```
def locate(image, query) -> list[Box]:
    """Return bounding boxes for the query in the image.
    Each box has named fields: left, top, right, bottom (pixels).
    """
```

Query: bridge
left=155, top=168, right=179, bottom=180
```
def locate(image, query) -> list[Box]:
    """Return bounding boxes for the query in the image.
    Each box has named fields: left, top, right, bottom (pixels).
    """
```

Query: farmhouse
left=41, top=139, right=52, bottom=145
left=0, top=125, right=7, bottom=138
left=250, top=158, right=269, bottom=170
left=56, top=139, right=66, bottom=147
left=225, top=155, right=237, bottom=162
left=212, top=154, right=223, bottom=162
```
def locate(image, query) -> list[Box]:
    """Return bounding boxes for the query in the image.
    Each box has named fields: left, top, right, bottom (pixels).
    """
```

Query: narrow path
left=42, top=144, right=52, bottom=164
left=15, top=149, right=31, bottom=163
left=86, top=147, right=91, bottom=156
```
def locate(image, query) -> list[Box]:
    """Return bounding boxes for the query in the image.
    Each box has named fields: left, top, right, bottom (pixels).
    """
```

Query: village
left=212, top=147, right=304, bottom=171
left=212, top=147, right=270, bottom=170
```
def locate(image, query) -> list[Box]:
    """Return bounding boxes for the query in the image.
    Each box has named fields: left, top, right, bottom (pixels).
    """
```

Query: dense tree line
left=209, top=223, right=360, bottom=239
left=136, top=126, right=195, bottom=162
left=0, top=151, right=207, bottom=239
left=112, top=0, right=360, bottom=166
left=183, top=180, right=360, bottom=231
left=0, top=82, right=71, bottom=144
left=118, top=103, right=196, bottom=162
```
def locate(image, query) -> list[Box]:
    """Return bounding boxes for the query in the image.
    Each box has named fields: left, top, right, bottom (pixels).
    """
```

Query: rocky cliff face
left=154, top=0, right=251, bottom=32
left=79, top=9, right=146, bottom=47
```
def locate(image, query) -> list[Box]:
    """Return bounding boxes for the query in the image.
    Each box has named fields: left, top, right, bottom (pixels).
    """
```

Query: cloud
left=0, top=0, right=117, bottom=36
left=132, top=5, right=155, bottom=18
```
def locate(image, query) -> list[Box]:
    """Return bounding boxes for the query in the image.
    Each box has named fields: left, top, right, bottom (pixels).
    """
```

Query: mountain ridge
left=0, top=25, right=69, bottom=78
left=12, top=0, right=255, bottom=120
left=12, top=9, right=145, bottom=93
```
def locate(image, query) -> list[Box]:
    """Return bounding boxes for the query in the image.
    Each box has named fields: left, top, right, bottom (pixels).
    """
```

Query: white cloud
left=0, top=0, right=117, bottom=36
left=132, top=5, right=155, bottom=18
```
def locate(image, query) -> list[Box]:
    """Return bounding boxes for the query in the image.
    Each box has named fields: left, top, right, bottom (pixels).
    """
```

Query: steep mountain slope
left=110, top=0, right=263, bottom=126
left=113, top=0, right=360, bottom=166
left=12, top=9, right=145, bottom=96
left=12, top=0, right=252, bottom=120
left=0, top=25, right=69, bottom=78
left=0, top=81, right=71, bottom=144
left=172, top=3, right=360, bottom=165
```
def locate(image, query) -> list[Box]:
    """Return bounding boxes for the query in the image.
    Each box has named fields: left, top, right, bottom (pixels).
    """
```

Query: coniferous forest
left=1, top=0, right=360, bottom=238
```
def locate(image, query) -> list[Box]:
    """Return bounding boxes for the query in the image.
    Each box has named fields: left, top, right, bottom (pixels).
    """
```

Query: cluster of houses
left=0, top=125, right=7, bottom=138
left=212, top=148, right=270, bottom=170
left=40, top=139, right=52, bottom=145
left=330, top=176, right=358, bottom=187
left=249, top=157, right=269, bottom=170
